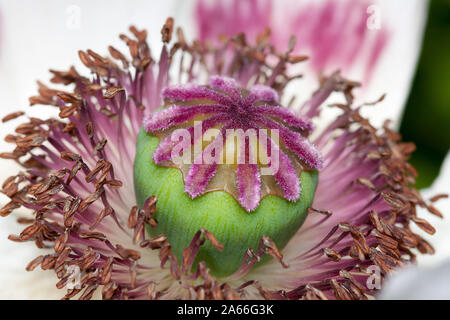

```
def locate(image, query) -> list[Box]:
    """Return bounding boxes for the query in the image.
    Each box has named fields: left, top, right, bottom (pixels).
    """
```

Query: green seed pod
left=134, top=128, right=318, bottom=277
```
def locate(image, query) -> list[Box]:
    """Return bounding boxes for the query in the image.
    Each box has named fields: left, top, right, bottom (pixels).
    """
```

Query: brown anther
left=127, top=206, right=139, bottom=229
left=78, top=231, right=107, bottom=241
left=26, top=255, right=45, bottom=271
left=79, top=285, right=98, bottom=300
left=202, top=229, right=224, bottom=251
left=324, top=248, right=341, bottom=262
left=262, top=236, right=289, bottom=268
left=90, top=206, right=112, bottom=230
left=103, top=86, right=125, bottom=99
left=308, top=207, right=333, bottom=216
left=357, top=177, right=376, bottom=190
left=411, top=216, right=436, bottom=235
left=41, top=255, right=57, bottom=270
left=101, top=257, right=114, bottom=285
left=102, top=281, right=119, bottom=300
left=115, top=245, right=141, bottom=261
left=430, top=193, right=448, bottom=203
left=19, top=222, right=42, bottom=241
left=61, top=152, right=81, bottom=162
left=108, top=46, right=129, bottom=69
left=2, top=111, right=25, bottom=123
left=0, top=201, right=20, bottom=217
left=79, top=188, right=104, bottom=212
left=288, top=55, right=308, bottom=64
left=161, top=17, right=174, bottom=43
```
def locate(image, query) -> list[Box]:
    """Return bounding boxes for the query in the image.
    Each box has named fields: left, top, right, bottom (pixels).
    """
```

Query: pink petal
left=196, top=0, right=272, bottom=45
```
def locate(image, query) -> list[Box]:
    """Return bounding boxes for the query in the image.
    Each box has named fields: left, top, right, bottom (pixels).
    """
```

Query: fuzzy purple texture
left=144, top=76, right=323, bottom=211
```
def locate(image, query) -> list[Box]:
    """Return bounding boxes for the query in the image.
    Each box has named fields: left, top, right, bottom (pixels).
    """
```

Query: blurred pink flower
left=197, top=0, right=388, bottom=84
left=194, top=0, right=428, bottom=127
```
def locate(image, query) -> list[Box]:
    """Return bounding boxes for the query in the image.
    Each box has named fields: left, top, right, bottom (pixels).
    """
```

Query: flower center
left=143, top=76, right=323, bottom=211
left=134, top=76, right=322, bottom=276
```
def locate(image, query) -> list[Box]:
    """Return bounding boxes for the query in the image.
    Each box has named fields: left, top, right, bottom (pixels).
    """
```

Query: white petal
left=0, top=0, right=180, bottom=145
left=0, top=214, right=61, bottom=299
left=359, top=0, right=429, bottom=129
left=415, top=152, right=450, bottom=268
left=379, top=259, right=450, bottom=300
